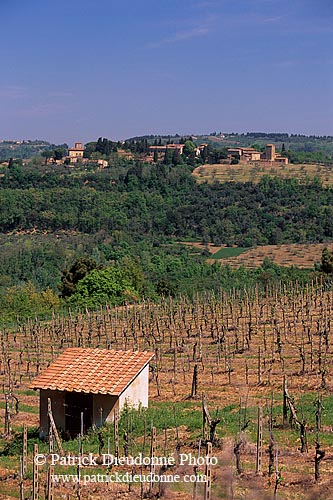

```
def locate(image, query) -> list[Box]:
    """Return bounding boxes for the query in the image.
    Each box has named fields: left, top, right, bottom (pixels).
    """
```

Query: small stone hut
left=31, top=348, right=154, bottom=438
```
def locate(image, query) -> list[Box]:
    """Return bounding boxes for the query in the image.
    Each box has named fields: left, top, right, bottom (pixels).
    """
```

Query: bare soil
left=1, top=286, right=333, bottom=499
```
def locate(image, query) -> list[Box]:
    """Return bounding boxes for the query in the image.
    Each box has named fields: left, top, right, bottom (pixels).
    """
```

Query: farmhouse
left=263, top=143, right=289, bottom=164
left=228, top=144, right=288, bottom=165
left=148, top=144, right=185, bottom=157
left=31, top=348, right=154, bottom=438
left=67, top=142, right=85, bottom=163
left=228, top=147, right=262, bottom=162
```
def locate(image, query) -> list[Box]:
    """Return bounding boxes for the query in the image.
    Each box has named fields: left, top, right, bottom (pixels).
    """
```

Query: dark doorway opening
left=65, top=392, right=93, bottom=438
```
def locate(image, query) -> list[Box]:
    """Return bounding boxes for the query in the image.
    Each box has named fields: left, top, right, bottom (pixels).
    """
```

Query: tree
left=172, top=148, right=181, bottom=166
left=320, top=247, right=333, bottom=274
left=163, top=149, right=172, bottom=165
left=183, top=140, right=196, bottom=158
left=153, top=149, right=158, bottom=163
left=84, top=142, right=98, bottom=159
left=59, top=257, right=99, bottom=298
left=53, top=148, right=66, bottom=161
left=69, top=265, right=140, bottom=308
left=41, top=150, right=54, bottom=165
left=200, top=146, right=208, bottom=164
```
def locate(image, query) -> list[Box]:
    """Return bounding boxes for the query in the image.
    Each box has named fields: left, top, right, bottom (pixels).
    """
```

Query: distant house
left=166, top=144, right=184, bottom=155
left=67, top=142, right=85, bottom=163
left=148, top=144, right=184, bottom=159
left=117, top=149, right=134, bottom=160
left=228, top=147, right=262, bottom=162
left=194, top=144, right=208, bottom=156
left=31, top=348, right=154, bottom=438
left=228, top=144, right=288, bottom=164
left=263, top=144, right=288, bottom=164
left=97, top=159, right=108, bottom=169
left=61, top=142, right=109, bottom=167
left=147, top=143, right=209, bottom=161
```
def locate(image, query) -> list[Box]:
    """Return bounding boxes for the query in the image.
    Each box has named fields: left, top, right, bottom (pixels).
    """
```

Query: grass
left=19, top=389, right=36, bottom=396
left=0, top=401, right=39, bottom=414
left=210, top=247, right=250, bottom=259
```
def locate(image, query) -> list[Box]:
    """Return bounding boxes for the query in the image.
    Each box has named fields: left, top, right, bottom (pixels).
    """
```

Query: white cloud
left=150, top=15, right=216, bottom=47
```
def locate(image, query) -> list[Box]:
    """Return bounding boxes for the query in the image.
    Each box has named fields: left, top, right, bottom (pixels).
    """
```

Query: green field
left=210, top=247, right=249, bottom=259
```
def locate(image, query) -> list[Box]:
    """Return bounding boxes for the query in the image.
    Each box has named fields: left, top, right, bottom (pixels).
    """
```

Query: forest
left=0, top=154, right=332, bottom=321
left=1, top=162, right=333, bottom=244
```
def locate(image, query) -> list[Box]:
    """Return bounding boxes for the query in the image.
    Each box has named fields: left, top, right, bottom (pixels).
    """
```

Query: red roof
left=31, top=348, right=154, bottom=395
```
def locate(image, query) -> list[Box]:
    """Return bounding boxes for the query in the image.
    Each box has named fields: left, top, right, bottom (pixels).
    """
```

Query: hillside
left=129, top=132, right=333, bottom=156
left=193, top=162, right=333, bottom=187
left=1, top=286, right=333, bottom=499
left=0, top=161, right=332, bottom=320
left=0, top=140, right=67, bottom=161
left=3, top=133, right=333, bottom=162
left=182, top=241, right=333, bottom=269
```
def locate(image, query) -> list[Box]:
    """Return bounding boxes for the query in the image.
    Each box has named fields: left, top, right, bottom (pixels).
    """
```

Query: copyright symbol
left=35, top=454, right=47, bottom=466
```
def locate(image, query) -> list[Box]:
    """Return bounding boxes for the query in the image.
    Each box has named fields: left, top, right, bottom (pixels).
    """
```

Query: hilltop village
left=2, top=132, right=332, bottom=170
left=39, top=138, right=289, bottom=169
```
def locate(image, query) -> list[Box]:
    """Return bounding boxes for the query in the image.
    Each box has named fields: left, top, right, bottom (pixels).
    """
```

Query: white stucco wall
left=92, top=364, right=150, bottom=427
left=119, top=364, right=149, bottom=410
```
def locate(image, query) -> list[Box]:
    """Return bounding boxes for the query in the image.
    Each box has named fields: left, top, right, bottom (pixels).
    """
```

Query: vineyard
left=1, top=281, right=333, bottom=499
left=192, top=163, right=333, bottom=187
left=182, top=242, right=333, bottom=269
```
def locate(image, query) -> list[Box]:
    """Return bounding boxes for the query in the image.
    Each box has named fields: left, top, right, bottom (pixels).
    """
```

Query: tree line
left=0, top=163, right=332, bottom=246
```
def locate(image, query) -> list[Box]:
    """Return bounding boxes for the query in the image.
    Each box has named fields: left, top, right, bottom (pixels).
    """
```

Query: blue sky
left=0, top=0, right=332, bottom=143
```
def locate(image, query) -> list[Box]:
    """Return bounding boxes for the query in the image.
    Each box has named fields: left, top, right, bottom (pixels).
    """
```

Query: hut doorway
left=65, top=392, right=93, bottom=437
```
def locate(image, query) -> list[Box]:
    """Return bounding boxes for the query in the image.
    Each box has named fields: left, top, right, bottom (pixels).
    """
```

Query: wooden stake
left=282, top=376, right=288, bottom=428
left=114, top=409, right=119, bottom=458
left=193, top=439, right=201, bottom=500
left=256, top=407, right=262, bottom=474
left=4, top=394, right=11, bottom=435
left=257, top=347, right=261, bottom=385
left=33, top=443, right=39, bottom=500
left=47, top=398, right=63, bottom=456
left=150, top=426, right=156, bottom=493
left=19, top=456, right=24, bottom=500
left=274, top=445, right=280, bottom=500
left=80, top=411, right=84, bottom=437
left=47, top=464, right=54, bottom=500
left=77, top=434, right=81, bottom=500
left=191, top=364, right=198, bottom=398
left=204, top=442, right=212, bottom=500
left=22, top=423, right=27, bottom=478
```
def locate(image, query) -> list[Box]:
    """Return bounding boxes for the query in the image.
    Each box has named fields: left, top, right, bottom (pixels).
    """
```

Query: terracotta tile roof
left=31, top=348, right=154, bottom=395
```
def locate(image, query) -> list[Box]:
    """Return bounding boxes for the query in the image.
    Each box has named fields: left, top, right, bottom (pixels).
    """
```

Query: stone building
left=228, top=144, right=288, bottom=165
left=68, top=142, right=85, bottom=163
left=31, top=348, right=154, bottom=438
